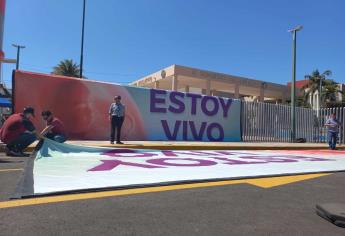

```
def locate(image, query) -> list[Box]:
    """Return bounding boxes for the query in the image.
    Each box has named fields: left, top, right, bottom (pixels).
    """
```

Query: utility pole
left=79, top=0, right=86, bottom=78
left=288, top=25, right=303, bottom=142
left=319, top=76, right=323, bottom=117
left=12, top=44, right=25, bottom=70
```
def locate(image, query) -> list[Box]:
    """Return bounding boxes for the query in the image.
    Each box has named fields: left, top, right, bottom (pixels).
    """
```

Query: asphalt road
left=0, top=153, right=345, bottom=236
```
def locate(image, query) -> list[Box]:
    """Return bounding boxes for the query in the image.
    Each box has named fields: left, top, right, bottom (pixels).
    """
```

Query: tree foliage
left=52, top=59, right=81, bottom=78
left=302, top=69, right=342, bottom=106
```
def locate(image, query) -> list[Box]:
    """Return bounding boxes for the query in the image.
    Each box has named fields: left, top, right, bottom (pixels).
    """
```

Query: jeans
left=6, top=132, right=37, bottom=152
left=328, top=132, right=337, bottom=150
left=45, top=133, right=66, bottom=143
left=110, top=116, right=124, bottom=142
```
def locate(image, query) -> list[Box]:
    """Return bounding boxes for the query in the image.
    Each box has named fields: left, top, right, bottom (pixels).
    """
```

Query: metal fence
left=241, top=101, right=345, bottom=144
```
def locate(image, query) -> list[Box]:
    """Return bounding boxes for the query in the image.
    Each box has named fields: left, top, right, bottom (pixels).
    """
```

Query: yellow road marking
left=246, top=173, right=329, bottom=188
left=0, top=168, right=23, bottom=173
left=0, top=173, right=329, bottom=209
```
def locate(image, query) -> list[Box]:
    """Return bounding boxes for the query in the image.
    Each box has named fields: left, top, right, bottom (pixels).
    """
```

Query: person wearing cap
left=325, top=113, right=342, bottom=150
left=0, top=107, right=42, bottom=156
left=109, top=95, right=125, bottom=144
left=41, top=110, right=67, bottom=143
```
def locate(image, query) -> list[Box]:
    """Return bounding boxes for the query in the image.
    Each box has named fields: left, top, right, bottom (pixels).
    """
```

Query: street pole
left=80, top=0, right=86, bottom=78
left=319, top=77, right=322, bottom=117
left=288, top=25, right=303, bottom=142
left=12, top=44, right=25, bottom=70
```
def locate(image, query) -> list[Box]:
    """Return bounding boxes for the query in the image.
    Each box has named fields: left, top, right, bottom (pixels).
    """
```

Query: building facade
left=130, top=65, right=289, bottom=103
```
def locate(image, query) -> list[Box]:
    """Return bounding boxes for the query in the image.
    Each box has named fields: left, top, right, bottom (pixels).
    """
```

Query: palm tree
left=52, top=59, right=81, bottom=78
left=322, top=79, right=342, bottom=104
left=302, top=69, right=332, bottom=107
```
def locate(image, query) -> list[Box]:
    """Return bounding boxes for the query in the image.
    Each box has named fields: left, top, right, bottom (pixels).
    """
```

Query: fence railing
left=241, top=101, right=345, bottom=144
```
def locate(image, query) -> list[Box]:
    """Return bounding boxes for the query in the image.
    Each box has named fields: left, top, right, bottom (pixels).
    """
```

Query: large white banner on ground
left=24, top=139, right=345, bottom=196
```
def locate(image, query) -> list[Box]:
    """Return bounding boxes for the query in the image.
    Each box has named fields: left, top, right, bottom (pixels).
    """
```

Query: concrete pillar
left=185, top=85, right=190, bottom=93
left=154, top=81, right=160, bottom=89
left=206, top=80, right=211, bottom=96
left=234, top=84, right=240, bottom=99
left=172, top=75, right=178, bottom=91
left=314, top=93, right=318, bottom=110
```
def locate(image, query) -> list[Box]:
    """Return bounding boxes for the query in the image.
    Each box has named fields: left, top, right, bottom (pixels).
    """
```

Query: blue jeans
left=110, top=116, right=124, bottom=143
left=328, top=132, right=337, bottom=150
left=7, top=132, right=37, bottom=152
left=45, top=133, right=66, bottom=143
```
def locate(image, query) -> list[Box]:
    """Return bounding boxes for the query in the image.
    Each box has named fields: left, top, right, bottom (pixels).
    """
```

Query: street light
left=12, top=44, right=25, bottom=70
left=288, top=25, right=303, bottom=142
left=79, top=0, right=86, bottom=78
left=319, top=76, right=323, bottom=116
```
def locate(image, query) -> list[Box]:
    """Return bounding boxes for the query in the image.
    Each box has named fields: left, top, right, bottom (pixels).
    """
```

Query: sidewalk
left=0, top=140, right=342, bottom=152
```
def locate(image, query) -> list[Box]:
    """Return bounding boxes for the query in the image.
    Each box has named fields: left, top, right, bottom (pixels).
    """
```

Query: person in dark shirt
left=41, top=110, right=67, bottom=143
left=0, top=107, right=42, bottom=156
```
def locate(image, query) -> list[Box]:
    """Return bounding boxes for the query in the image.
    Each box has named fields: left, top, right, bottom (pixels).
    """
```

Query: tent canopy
left=0, top=97, right=11, bottom=108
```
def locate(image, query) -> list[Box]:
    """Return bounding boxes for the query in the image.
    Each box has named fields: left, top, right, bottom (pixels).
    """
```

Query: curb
left=23, top=144, right=345, bottom=152
left=1, top=143, right=345, bottom=153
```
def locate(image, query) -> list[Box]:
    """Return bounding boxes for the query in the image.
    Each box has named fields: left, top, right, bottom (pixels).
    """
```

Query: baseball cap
left=23, top=107, right=35, bottom=117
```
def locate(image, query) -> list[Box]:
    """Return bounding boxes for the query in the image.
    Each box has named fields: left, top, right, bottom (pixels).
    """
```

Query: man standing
left=41, top=110, right=67, bottom=143
left=0, top=107, right=41, bottom=156
left=325, top=113, right=342, bottom=150
left=109, top=96, right=125, bottom=144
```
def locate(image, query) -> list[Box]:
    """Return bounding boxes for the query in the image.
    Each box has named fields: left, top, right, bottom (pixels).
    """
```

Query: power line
left=85, top=71, right=140, bottom=77
left=19, top=63, right=141, bottom=77
left=21, top=63, right=52, bottom=70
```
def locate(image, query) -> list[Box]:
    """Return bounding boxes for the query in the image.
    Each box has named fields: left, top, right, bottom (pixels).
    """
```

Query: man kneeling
left=41, top=110, right=67, bottom=143
left=0, top=107, right=41, bottom=156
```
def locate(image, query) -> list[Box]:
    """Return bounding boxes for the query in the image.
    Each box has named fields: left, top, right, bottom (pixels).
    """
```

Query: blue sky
left=2, top=0, right=345, bottom=87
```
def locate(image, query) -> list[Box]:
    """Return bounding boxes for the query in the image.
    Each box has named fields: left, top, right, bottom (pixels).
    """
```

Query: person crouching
left=41, top=110, right=67, bottom=143
left=0, top=107, right=41, bottom=156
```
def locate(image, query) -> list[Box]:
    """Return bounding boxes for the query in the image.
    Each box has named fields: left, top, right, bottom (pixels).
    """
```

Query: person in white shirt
left=325, top=113, right=342, bottom=150
left=108, top=96, right=125, bottom=144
